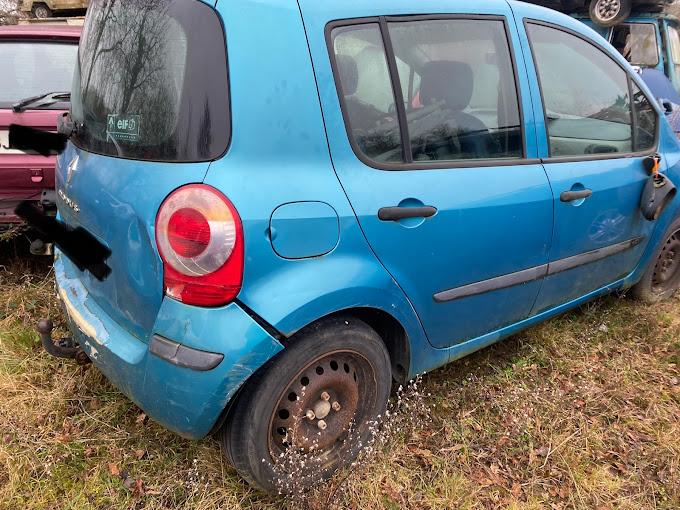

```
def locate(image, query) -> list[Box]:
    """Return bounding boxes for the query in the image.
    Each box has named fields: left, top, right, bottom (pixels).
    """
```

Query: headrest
left=336, top=54, right=358, bottom=96
left=419, top=61, right=473, bottom=112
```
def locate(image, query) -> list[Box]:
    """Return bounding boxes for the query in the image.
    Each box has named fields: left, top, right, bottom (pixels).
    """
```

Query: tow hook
left=37, top=319, right=91, bottom=365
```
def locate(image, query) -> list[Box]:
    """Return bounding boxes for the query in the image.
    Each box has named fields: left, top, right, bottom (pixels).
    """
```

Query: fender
left=625, top=118, right=680, bottom=286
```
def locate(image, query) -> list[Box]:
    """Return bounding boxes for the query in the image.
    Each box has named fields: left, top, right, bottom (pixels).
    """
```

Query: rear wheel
left=589, top=0, right=631, bottom=27
left=631, top=217, right=680, bottom=303
left=219, top=315, right=392, bottom=494
left=32, top=4, right=52, bottom=18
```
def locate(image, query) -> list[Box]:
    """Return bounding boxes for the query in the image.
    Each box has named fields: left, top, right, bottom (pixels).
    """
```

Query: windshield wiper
left=13, top=92, right=70, bottom=113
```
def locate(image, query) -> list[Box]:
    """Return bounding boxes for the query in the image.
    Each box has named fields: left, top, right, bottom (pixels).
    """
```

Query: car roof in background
left=0, top=25, right=81, bottom=40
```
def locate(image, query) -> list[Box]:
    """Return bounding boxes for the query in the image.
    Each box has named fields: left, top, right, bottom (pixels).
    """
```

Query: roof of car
left=0, top=24, right=81, bottom=40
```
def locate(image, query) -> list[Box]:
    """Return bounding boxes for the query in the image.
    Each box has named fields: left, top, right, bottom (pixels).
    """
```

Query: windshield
left=71, top=0, right=230, bottom=162
left=0, top=42, right=77, bottom=108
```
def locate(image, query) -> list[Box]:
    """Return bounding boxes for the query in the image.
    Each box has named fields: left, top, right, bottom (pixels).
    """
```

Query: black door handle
left=378, top=206, right=437, bottom=221
left=560, top=189, right=592, bottom=202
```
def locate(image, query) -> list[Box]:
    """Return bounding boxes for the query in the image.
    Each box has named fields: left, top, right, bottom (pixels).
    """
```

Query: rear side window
left=329, top=17, right=523, bottom=167
left=332, top=24, right=403, bottom=162
left=0, top=42, right=77, bottom=108
left=528, top=23, right=636, bottom=157
left=71, top=0, right=229, bottom=162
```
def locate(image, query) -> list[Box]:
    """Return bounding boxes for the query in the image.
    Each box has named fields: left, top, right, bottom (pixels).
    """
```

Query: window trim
left=523, top=19, right=659, bottom=163
left=325, top=14, right=529, bottom=171
left=610, top=22, right=660, bottom=67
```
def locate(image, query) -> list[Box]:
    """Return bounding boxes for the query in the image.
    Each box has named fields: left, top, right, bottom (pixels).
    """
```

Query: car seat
left=336, top=54, right=386, bottom=136
left=419, top=60, right=501, bottom=159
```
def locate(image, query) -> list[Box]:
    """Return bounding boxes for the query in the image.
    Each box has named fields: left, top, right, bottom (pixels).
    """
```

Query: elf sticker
left=106, top=114, right=141, bottom=141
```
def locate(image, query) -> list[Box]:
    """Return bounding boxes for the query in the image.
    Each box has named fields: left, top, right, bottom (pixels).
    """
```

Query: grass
left=1, top=237, right=680, bottom=509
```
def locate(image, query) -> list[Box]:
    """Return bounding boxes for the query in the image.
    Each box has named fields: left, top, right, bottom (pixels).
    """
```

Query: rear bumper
left=54, top=250, right=283, bottom=439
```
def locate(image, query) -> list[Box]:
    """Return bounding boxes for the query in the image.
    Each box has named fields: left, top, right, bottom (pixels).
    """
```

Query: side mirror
left=640, top=173, right=677, bottom=221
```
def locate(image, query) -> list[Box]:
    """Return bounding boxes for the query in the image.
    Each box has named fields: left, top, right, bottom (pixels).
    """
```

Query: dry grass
left=1, top=238, right=679, bottom=509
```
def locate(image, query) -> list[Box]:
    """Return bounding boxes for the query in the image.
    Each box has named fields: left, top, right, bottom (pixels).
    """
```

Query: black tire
left=32, top=4, right=52, bottom=18
left=631, top=216, right=680, bottom=303
left=219, top=315, right=392, bottom=494
left=589, top=0, right=631, bottom=27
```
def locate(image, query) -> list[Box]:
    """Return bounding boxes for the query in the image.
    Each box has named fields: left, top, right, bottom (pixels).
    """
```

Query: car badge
left=67, top=155, right=79, bottom=185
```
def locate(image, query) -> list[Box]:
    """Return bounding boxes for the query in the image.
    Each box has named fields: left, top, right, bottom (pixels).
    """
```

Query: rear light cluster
left=155, top=184, right=243, bottom=307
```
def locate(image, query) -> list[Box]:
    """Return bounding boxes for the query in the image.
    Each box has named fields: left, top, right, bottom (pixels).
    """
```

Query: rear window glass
left=71, top=0, right=229, bottom=162
left=0, top=42, right=77, bottom=108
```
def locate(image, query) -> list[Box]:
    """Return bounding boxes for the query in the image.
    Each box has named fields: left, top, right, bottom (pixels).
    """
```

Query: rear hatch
left=0, top=33, right=78, bottom=223
left=58, top=0, right=230, bottom=340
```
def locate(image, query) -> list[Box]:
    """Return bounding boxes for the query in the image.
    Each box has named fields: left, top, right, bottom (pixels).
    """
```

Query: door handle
left=560, top=189, right=592, bottom=202
left=378, top=206, right=437, bottom=221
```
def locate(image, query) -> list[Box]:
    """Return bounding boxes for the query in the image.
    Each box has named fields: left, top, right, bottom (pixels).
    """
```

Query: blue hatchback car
left=50, top=0, right=680, bottom=493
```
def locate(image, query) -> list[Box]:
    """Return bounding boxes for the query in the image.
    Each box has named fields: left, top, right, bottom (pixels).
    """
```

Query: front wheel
left=219, top=315, right=392, bottom=494
left=589, top=0, right=631, bottom=27
left=631, top=217, right=680, bottom=303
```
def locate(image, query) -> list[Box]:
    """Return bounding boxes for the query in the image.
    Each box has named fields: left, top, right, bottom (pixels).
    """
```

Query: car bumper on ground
left=54, top=250, right=284, bottom=439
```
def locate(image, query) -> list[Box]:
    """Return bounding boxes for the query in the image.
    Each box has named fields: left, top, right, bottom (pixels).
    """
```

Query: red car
left=0, top=25, right=80, bottom=228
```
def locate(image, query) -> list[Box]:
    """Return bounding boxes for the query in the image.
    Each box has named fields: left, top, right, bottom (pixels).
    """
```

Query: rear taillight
left=155, top=184, right=243, bottom=307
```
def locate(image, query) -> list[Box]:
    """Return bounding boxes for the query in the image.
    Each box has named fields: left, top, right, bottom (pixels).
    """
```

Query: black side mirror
left=640, top=173, right=677, bottom=221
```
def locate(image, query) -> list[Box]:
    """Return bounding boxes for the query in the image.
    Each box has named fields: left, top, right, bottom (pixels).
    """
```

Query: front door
left=522, top=21, right=659, bottom=313
left=302, top=2, right=554, bottom=349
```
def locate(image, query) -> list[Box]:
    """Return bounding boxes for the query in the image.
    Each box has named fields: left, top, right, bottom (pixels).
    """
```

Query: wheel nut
left=306, top=410, right=316, bottom=420
left=317, top=420, right=327, bottom=430
left=332, top=401, right=341, bottom=411
left=321, top=391, right=330, bottom=401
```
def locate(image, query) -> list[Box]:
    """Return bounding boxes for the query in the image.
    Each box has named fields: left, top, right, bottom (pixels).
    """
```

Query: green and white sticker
left=106, top=114, right=141, bottom=141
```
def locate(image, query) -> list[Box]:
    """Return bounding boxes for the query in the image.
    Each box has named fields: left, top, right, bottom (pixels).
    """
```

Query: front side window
left=71, top=0, right=229, bottom=162
left=330, top=17, right=523, bottom=166
left=632, top=81, right=656, bottom=152
left=0, top=42, right=77, bottom=108
left=611, top=23, right=659, bottom=67
left=528, top=23, right=634, bottom=157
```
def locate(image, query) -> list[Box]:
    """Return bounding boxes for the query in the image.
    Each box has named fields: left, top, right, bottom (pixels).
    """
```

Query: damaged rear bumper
left=54, top=250, right=283, bottom=439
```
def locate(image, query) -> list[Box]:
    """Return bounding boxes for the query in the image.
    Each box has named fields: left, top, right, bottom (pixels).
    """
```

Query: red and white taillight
left=155, top=184, right=243, bottom=307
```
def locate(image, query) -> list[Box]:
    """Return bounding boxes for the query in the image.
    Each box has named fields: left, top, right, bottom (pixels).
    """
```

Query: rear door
left=520, top=19, right=659, bottom=313
left=301, top=0, right=554, bottom=349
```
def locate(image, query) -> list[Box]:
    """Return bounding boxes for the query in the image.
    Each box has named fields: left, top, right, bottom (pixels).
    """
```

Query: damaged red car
left=0, top=24, right=80, bottom=231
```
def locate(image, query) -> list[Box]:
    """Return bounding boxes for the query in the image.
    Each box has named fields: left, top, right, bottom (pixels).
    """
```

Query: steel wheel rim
left=652, top=229, right=680, bottom=294
left=596, top=0, right=621, bottom=21
left=267, top=349, right=379, bottom=473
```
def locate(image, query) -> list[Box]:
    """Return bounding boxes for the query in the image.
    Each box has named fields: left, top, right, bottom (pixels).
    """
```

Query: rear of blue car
left=55, top=0, right=283, bottom=438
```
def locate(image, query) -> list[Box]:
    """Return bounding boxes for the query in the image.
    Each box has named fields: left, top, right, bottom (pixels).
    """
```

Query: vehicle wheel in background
left=631, top=216, right=680, bottom=303
left=589, top=0, right=632, bottom=26
left=32, top=4, right=53, bottom=18
left=219, top=315, right=392, bottom=494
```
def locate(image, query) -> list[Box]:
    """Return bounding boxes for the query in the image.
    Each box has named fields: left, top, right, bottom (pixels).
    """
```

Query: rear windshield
left=0, top=42, right=77, bottom=108
left=71, top=0, right=230, bottom=162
